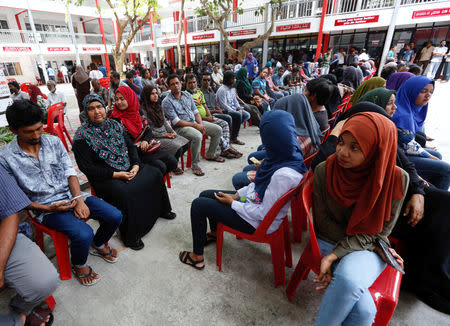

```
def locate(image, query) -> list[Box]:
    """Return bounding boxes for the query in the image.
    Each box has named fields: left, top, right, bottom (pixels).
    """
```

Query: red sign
left=276, top=23, right=311, bottom=32
left=229, top=29, right=257, bottom=37
left=192, top=33, right=215, bottom=41
left=47, top=47, right=70, bottom=52
left=82, top=46, right=102, bottom=51
left=334, top=15, right=379, bottom=26
left=412, top=7, right=450, bottom=19
left=2, top=46, right=32, bottom=52
left=160, top=38, right=177, bottom=44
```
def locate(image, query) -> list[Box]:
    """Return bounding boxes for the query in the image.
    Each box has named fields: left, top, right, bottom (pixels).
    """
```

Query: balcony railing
left=0, top=29, right=115, bottom=45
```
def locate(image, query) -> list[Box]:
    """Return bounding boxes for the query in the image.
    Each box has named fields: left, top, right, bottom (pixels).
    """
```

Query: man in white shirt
left=211, top=64, right=223, bottom=88
left=428, top=40, right=448, bottom=79
left=60, top=65, right=69, bottom=83
left=337, top=48, right=346, bottom=66
left=88, top=63, right=104, bottom=80
left=358, top=48, right=369, bottom=62
left=46, top=80, right=67, bottom=113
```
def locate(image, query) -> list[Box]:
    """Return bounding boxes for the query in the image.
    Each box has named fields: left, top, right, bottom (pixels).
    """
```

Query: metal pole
left=25, top=0, right=48, bottom=83
left=96, top=0, right=111, bottom=75
left=378, top=0, right=401, bottom=76
left=262, top=3, right=270, bottom=66
left=66, top=11, right=81, bottom=66
left=315, top=0, right=329, bottom=62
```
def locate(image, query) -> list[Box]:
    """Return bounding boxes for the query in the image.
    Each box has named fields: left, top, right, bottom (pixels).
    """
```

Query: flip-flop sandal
left=90, top=246, right=119, bottom=264
left=220, top=151, right=239, bottom=159
left=179, top=251, right=205, bottom=270
left=228, top=148, right=243, bottom=158
left=205, top=156, right=225, bottom=162
left=204, top=233, right=217, bottom=246
left=231, top=139, right=245, bottom=145
left=25, top=307, right=54, bottom=326
left=72, top=266, right=101, bottom=286
left=192, top=166, right=205, bottom=176
left=173, top=167, right=184, bottom=175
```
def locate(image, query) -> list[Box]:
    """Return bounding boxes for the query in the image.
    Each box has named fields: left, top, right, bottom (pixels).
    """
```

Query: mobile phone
left=375, top=238, right=405, bottom=274
left=249, top=157, right=260, bottom=164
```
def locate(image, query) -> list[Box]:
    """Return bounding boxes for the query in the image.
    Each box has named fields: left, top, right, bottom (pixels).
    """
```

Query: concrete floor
left=1, top=82, right=449, bottom=325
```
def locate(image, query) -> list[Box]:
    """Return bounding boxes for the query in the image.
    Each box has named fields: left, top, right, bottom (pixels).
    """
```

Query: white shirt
left=60, top=66, right=68, bottom=75
left=337, top=52, right=345, bottom=64
left=211, top=71, right=223, bottom=85
left=431, top=46, right=448, bottom=62
left=232, top=167, right=303, bottom=234
left=359, top=52, right=369, bottom=61
left=47, top=90, right=67, bottom=113
left=287, top=55, right=293, bottom=65
left=89, top=70, right=104, bottom=80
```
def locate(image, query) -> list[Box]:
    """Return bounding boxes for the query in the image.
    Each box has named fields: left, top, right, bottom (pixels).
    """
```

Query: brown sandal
left=205, top=156, right=225, bottom=162
left=220, top=150, right=239, bottom=159
left=192, top=166, right=205, bottom=176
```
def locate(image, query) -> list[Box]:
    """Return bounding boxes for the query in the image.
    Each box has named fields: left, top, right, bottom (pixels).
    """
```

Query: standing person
left=98, top=64, right=107, bottom=77
left=337, top=48, right=346, bottom=66
left=312, top=112, right=408, bottom=326
left=0, top=165, right=59, bottom=326
left=1, top=100, right=122, bottom=285
left=417, top=41, right=435, bottom=73
left=72, top=65, right=91, bottom=113
left=440, top=48, right=450, bottom=83
left=46, top=66, right=55, bottom=82
left=216, top=71, right=251, bottom=145
left=387, top=45, right=396, bottom=62
left=162, top=75, right=223, bottom=176
left=242, top=52, right=259, bottom=79
left=88, top=63, right=103, bottom=80
left=60, top=64, right=69, bottom=83
left=409, top=42, right=418, bottom=64
left=73, top=94, right=174, bottom=250
left=428, top=40, right=448, bottom=79
left=178, top=110, right=306, bottom=270
left=322, top=48, right=332, bottom=75
left=140, top=85, right=189, bottom=174
left=8, top=81, right=30, bottom=102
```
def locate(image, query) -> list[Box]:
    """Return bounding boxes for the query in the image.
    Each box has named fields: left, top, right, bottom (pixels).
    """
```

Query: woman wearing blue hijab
left=179, top=110, right=306, bottom=269
left=393, top=75, right=450, bottom=190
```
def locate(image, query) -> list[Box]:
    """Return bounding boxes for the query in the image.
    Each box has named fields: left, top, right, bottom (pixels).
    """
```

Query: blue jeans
left=232, top=165, right=255, bottom=190
left=226, top=109, right=250, bottom=140
left=247, top=150, right=267, bottom=164
left=407, top=149, right=450, bottom=190
left=315, top=239, right=386, bottom=326
left=42, top=196, right=122, bottom=267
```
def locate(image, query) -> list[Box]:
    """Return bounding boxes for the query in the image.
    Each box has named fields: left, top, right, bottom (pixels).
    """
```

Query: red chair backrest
left=252, top=178, right=304, bottom=238
left=20, top=82, right=33, bottom=93
left=301, top=172, right=322, bottom=274
left=45, top=102, right=65, bottom=132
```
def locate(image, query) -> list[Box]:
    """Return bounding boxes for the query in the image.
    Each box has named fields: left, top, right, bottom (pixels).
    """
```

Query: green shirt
left=312, top=161, right=409, bottom=258
left=190, top=89, right=207, bottom=117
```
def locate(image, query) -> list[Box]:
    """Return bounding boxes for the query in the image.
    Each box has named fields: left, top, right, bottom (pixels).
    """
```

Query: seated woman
left=357, top=88, right=397, bottom=116
left=179, top=110, right=306, bottom=269
left=313, top=112, right=408, bottom=326
left=392, top=76, right=450, bottom=190
left=236, top=67, right=267, bottom=121
left=303, top=78, right=333, bottom=132
left=320, top=74, right=343, bottom=119
left=112, top=86, right=179, bottom=176
left=252, top=67, right=276, bottom=108
left=348, top=76, right=386, bottom=105
left=140, top=85, right=189, bottom=173
left=73, top=94, right=175, bottom=250
left=385, top=72, right=415, bottom=91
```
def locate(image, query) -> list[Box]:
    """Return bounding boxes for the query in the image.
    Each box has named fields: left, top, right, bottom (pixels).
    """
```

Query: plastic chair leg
left=164, top=174, right=171, bottom=188
left=35, top=228, right=44, bottom=251
left=180, top=155, right=185, bottom=171
left=200, top=138, right=206, bottom=158
left=51, top=232, right=72, bottom=280
left=187, top=147, right=192, bottom=169
left=269, top=238, right=286, bottom=287
left=283, top=222, right=293, bottom=268
left=63, top=126, right=73, bottom=145
left=216, top=225, right=224, bottom=272
left=55, top=128, right=69, bottom=152
left=45, top=296, right=56, bottom=312
left=291, top=200, right=303, bottom=243
left=286, top=258, right=310, bottom=301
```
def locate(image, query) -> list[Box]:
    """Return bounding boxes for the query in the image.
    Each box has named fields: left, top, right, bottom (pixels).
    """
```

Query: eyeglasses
left=202, top=79, right=210, bottom=81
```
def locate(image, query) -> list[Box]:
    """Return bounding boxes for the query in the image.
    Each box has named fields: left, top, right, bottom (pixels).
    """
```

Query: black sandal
left=179, top=251, right=205, bottom=270
left=25, top=307, right=54, bottom=326
left=204, top=232, right=217, bottom=246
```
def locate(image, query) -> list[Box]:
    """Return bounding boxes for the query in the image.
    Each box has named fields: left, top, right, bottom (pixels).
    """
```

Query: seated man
left=199, top=72, right=232, bottom=129
left=108, top=71, right=128, bottom=109
left=0, top=165, right=59, bottom=326
left=211, top=63, right=223, bottom=89
left=216, top=71, right=250, bottom=145
left=0, top=100, right=122, bottom=286
left=123, top=71, right=142, bottom=99
left=46, top=80, right=67, bottom=113
left=162, top=75, right=222, bottom=176
left=186, top=74, right=242, bottom=159
left=90, top=78, right=110, bottom=105
left=8, top=81, right=30, bottom=102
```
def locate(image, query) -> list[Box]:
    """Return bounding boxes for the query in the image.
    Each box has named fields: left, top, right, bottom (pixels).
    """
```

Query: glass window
left=366, top=32, right=386, bottom=61
left=431, top=27, right=449, bottom=45
left=413, top=28, right=433, bottom=49
left=0, top=20, right=8, bottom=30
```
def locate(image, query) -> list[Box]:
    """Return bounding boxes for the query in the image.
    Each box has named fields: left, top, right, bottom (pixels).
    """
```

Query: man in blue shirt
left=272, top=67, right=285, bottom=87
left=123, top=70, right=142, bottom=99
left=0, top=165, right=59, bottom=326
left=0, top=100, right=122, bottom=286
left=402, top=44, right=415, bottom=64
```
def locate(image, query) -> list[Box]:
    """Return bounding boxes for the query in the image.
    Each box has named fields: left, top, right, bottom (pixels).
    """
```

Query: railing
left=0, top=29, right=115, bottom=45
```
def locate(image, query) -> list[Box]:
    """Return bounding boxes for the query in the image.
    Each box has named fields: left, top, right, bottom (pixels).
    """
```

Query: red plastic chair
left=27, top=211, right=72, bottom=281
left=164, top=173, right=171, bottom=188
left=200, top=135, right=208, bottom=158
left=20, top=82, right=33, bottom=94
left=44, top=103, right=72, bottom=152
left=0, top=285, right=55, bottom=311
left=216, top=181, right=304, bottom=287
left=286, top=173, right=403, bottom=326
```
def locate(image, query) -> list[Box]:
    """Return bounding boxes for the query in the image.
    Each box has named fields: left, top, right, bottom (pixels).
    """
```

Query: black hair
left=306, top=78, right=332, bottom=106
left=89, top=62, right=98, bottom=70
left=125, top=71, right=134, bottom=79
left=176, top=68, right=185, bottom=75
left=111, top=71, right=120, bottom=79
left=167, top=74, right=179, bottom=85
left=380, top=65, right=397, bottom=80
left=185, top=73, right=196, bottom=82
left=223, top=71, right=235, bottom=87
left=8, top=81, right=20, bottom=90
left=202, top=71, right=212, bottom=78
left=408, top=64, right=422, bottom=75
left=292, top=67, right=300, bottom=73
left=6, top=100, right=44, bottom=130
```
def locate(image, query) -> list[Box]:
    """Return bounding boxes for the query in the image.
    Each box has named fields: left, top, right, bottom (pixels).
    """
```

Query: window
left=0, top=20, right=8, bottom=30
left=0, top=62, right=22, bottom=76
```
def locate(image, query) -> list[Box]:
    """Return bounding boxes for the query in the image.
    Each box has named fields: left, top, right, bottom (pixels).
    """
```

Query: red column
left=183, top=16, right=190, bottom=67
left=315, top=0, right=329, bottom=62
left=322, top=34, right=330, bottom=54
left=96, top=0, right=111, bottom=74
left=15, top=10, right=27, bottom=43
left=232, top=0, right=238, bottom=23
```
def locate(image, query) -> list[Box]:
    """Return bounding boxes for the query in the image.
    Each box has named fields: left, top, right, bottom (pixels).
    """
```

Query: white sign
left=0, top=71, right=12, bottom=127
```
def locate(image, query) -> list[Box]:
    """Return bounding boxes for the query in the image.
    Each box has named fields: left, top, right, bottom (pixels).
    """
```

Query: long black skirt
left=92, top=164, right=172, bottom=246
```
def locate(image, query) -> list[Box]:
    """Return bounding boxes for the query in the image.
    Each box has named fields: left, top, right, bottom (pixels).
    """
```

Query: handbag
left=145, top=141, right=161, bottom=154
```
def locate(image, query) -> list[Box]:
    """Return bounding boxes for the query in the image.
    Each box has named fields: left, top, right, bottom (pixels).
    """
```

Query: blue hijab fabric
left=391, top=75, right=434, bottom=134
left=254, top=110, right=307, bottom=201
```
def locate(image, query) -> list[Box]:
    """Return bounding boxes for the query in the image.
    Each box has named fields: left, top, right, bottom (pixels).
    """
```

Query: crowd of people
left=2, top=42, right=450, bottom=325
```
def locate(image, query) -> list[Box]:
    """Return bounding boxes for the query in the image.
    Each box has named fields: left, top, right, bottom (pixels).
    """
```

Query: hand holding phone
left=375, top=238, right=405, bottom=274
left=250, top=157, right=260, bottom=164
